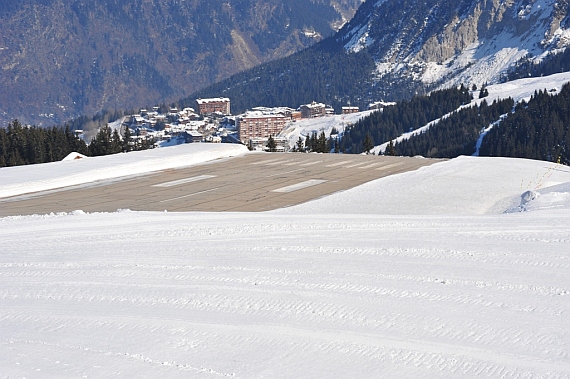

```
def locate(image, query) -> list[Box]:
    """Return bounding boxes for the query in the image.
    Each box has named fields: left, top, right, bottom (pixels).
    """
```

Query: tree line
left=479, top=84, right=570, bottom=164
left=0, top=120, right=153, bottom=168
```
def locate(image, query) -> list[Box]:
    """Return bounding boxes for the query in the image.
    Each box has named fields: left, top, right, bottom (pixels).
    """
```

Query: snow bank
left=515, top=181, right=570, bottom=213
left=276, top=156, right=570, bottom=215
left=0, top=143, right=248, bottom=198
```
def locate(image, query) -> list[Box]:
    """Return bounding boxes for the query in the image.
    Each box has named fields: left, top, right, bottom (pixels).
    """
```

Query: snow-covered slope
left=1, top=148, right=570, bottom=378
left=278, top=156, right=570, bottom=215
left=278, top=111, right=375, bottom=149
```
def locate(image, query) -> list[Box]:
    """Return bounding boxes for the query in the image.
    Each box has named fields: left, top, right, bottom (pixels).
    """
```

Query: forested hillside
left=381, top=84, right=570, bottom=164
left=480, top=84, right=570, bottom=164
left=394, top=98, right=515, bottom=158
left=337, top=87, right=472, bottom=153
left=0, top=0, right=363, bottom=126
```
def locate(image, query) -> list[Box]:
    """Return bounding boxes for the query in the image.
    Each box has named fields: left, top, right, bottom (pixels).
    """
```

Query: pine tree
left=363, top=132, right=374, bottom=154
left=266, top=135, right=277, bottom=152
left=317, top=131, right=328, bottom=153
left=387, top=140, right=396, bottom=156
left=296, top=136, right=304, bottom=152
left=122, top=125, right=132, bottom=152
left=111, top=129, right=122, bottom=154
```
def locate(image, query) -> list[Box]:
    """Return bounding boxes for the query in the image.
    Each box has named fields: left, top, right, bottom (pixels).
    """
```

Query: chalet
left=300, top=101, right=326, bottom=118
left=184, top=130, right=203, bottom=143
left=131, top=115, right=146, bottom=125
left=205, top=135, right=222, bottom=143
left=342, top=106, right=359, bottom=114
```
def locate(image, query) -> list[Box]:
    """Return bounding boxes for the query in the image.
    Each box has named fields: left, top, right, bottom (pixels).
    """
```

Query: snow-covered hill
left=1, top=146, right=570, bottom=378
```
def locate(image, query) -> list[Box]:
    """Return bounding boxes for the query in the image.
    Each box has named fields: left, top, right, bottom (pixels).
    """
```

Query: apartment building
left=196, top=98, right=231, bottom=115
left=237, top=111, right=287, bottom=143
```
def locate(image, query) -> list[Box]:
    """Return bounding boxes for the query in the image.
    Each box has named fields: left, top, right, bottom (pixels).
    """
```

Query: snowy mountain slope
left=1, top=152, right=570, bottom=378
left=338, top=0, right=570, bottom=89
left=369, top=71, right=570, bottom=155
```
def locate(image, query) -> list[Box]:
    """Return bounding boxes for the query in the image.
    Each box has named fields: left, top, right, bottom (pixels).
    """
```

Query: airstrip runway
left=0, top=153, right=440, bottom=216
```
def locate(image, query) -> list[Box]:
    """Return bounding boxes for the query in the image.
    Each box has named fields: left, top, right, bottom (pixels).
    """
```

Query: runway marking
left=358, top=162, right=384, bottom=169
left=282, top=161, right=304, bottom=166
left=376, top=162, right=404, bottom=170
left=266, top=168, right=305, bottom=178
left=300, top=161, right=321, bottom=167
left=251, top=158, right=282, bottom=165
left=265, top=160, right=294, bottom=166
left=326, top=160, right=353, bottom=167
left=159, top=188, right=220, bottom=203
left=153, top=175, right=216, bottom=187
left=272, top=180, right=327, bottom=193
left=345, top=162, right=368, bottom=168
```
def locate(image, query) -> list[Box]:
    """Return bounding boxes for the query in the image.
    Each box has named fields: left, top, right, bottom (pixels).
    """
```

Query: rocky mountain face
left=0, top=0, right=363, bottom=126
left=338, top=0, right=570, bottom=90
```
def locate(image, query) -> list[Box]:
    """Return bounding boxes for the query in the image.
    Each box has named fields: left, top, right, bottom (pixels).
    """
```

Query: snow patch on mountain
left=345, top=24, right=373, bottom=53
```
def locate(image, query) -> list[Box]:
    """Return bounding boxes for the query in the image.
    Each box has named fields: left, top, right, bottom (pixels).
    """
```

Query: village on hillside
left=120, top=97, right=390, bottom=152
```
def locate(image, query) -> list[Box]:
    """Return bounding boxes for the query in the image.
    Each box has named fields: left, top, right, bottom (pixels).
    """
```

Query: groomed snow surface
left=1, top=146, right=570, bottom=378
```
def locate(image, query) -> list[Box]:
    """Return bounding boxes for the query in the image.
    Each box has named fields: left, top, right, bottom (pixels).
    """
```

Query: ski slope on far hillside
left=278, top=111, right=375, bottom=149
